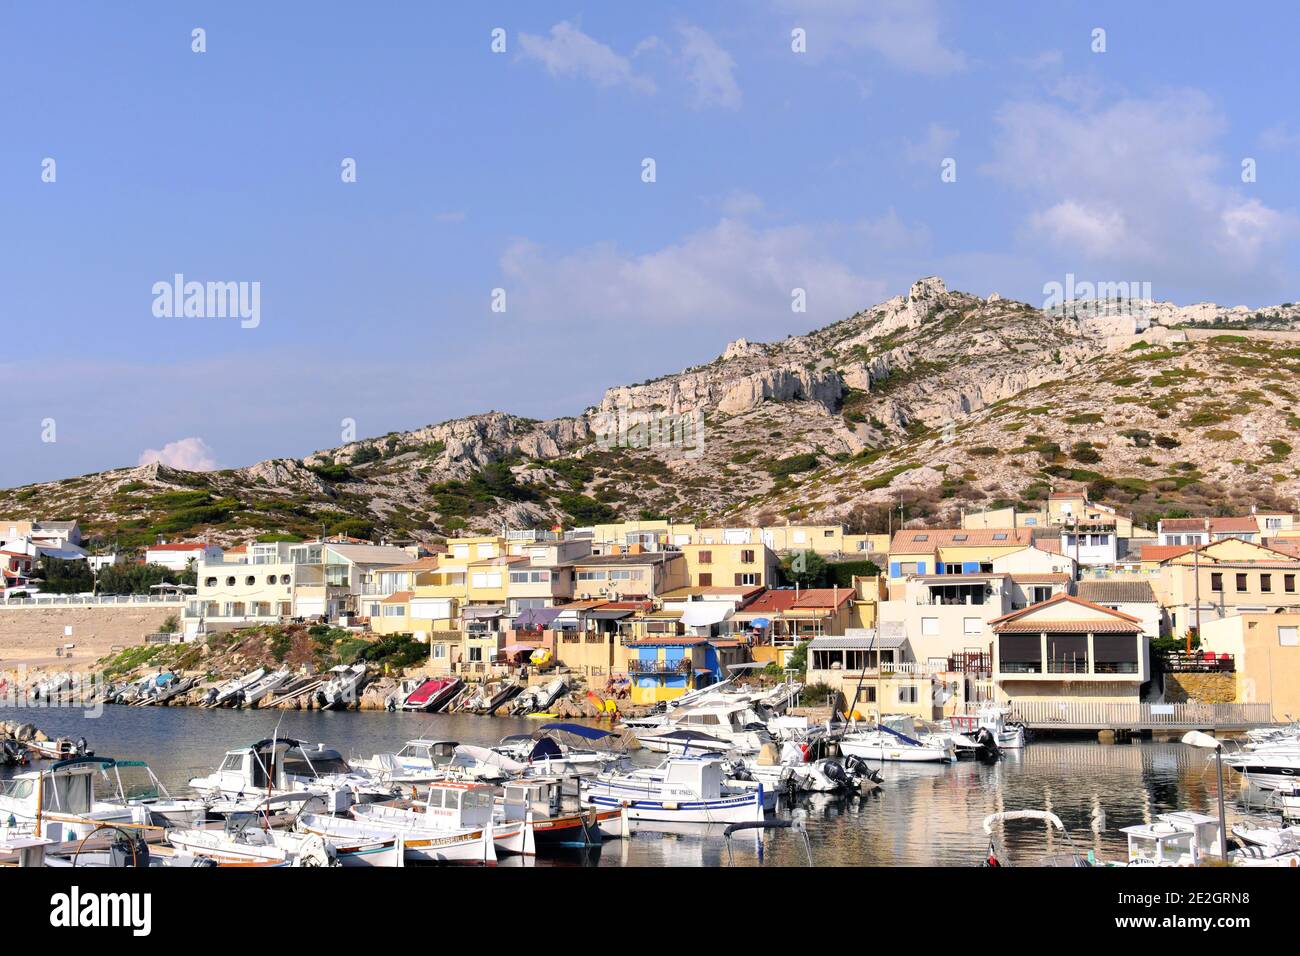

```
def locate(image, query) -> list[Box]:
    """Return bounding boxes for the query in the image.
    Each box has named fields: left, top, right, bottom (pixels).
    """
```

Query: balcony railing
left=1047, top=659, right=1090, bottom=674
left=1162, top=651, right=1234, bottom=673
left=628, top=659, right=691, bottom=675
left=1094, top=661, right=1140, bottom=674
left=999, top=661, right=1042, bottom=674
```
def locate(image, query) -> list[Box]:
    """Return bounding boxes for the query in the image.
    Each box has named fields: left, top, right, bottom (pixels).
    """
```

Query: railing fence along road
left=0, top=594, right=187, bottom=607
left=959, top=700, right=1274, bottom=730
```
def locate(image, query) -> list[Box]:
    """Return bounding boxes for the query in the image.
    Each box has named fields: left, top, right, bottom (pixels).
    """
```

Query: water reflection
left=0, top=707, right=1268, bottom=867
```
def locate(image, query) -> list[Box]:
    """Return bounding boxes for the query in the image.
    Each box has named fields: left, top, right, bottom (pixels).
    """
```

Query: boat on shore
left=317, top=664, right=367, bottom=710
left=400, top=677, right=464, bottom=713
left=203, top=667, right=267, bottom=708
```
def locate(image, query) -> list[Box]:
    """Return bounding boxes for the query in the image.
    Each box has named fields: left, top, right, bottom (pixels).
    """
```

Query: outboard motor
left=75, top=736, right=89, bottom=756
left=109, top=832, right=151, bottom=868
left=973, top=727, right=1000, bottom=763
left=821, top=760, right=850, bottom=789
left=843, top=754, right=883, bottom=786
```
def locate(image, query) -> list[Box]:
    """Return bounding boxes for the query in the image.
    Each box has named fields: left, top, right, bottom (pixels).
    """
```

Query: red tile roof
left=991, top=592, right=1141, bottom=628
left=147, top=542, right=214, bottom=552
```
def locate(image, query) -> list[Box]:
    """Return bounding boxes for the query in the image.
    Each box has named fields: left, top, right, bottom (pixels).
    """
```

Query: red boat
left=400, top=677, right=463, bottom=713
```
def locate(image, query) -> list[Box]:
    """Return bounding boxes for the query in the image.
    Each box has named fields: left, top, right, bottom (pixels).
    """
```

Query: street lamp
left=1181, top=730, right=1227, bottom=861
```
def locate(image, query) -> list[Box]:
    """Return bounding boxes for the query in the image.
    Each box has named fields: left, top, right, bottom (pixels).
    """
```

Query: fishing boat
left=342, top=781, right=503, bottom=863
left=204, top=667, right=267, bottom=707
left=496, top=777, right=625, bottom=848
left=166, top=797, right=338, bottom=867
left=980, top=809, right=1093, bottom=867
left=508, top=677, right=568, bottom=716
left=0, top=757, right=146, bottom=843
left=400, top=676, right=464, bottom=712
left=838, top=720, right=956, bottom=763
left=317, top=663, right=367, bottom=710
left=25, top=736, right=92, bottom=761
left=189, top=737, right=392, bottom=811
left=580, top=757, right=766, bottom=824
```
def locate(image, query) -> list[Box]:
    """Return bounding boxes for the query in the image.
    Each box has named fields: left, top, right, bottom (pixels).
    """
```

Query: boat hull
left=838, top=738, right=954, bottom=763
left=582, top=790, right=764, bottom=824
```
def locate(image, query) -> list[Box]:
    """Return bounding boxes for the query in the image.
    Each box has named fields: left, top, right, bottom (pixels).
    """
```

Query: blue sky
left=2, top=1, right=1297, bottom=486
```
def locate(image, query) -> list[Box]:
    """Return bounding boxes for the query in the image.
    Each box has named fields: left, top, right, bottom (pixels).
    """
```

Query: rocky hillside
left=4, top=278, right=1299, bottom=546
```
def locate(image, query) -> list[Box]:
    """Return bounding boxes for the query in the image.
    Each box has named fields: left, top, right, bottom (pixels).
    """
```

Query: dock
left=967, top=701, right=1275, bottom=734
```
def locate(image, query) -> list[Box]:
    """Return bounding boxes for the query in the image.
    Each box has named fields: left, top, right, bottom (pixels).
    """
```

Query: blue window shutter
left=916, top=562, right=927, bottom=575
left=889, top=562, right=900, bottom=578
left=963, top=561, right=979, bottom=574
left=935, top=564, right=944, bottom=575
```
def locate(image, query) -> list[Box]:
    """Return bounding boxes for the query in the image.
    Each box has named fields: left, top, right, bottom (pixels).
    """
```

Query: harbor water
left=0, top=706, right=1266, bottom=867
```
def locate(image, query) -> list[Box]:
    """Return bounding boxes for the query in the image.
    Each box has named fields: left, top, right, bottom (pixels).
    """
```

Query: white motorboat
left=509, top=677, right=568, bottom=716
left=167, top=799, right=337, bottom=867
left=635, top=699, right=773, bottom=754
left=0, top=756, right=147, bottom=843
left=32, top=672, right=72, bottom=700
left=492, top=725, right=630, bottom=776
left=344, top=782, right=504, bottom=862
left=89, top=758, right=208, bottom=828
left=354, top=739, right=463, bottom=783
left=1119, top=811, right=1223, bottom=866
left=730, top=742, right=881, bottom=795
left=966, top=706, right=1026, bottom=749
left=204, top=667, right=266, bottom=707
left=1222, top=747, right=1300, bottom=790
left=317, top=663, right=367, bottom=710
left=580, top=756, right=766, bottom=824
left=189, top=737, right=392, bottom=811
left=240, top=667, right=291, bottom=707
left=838, top=720, right=956, bottom=763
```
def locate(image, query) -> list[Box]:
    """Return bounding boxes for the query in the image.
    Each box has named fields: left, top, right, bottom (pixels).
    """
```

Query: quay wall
left=1163, top=672, right=1236, bottom=705
left=0, top=605, right=179, bottom=672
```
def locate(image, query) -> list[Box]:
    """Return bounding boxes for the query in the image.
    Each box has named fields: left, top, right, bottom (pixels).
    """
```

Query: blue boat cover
left=528, top=737, right=565, bottom=760
left=539, top=722, right=615, bottom=741
left=877, top=723, right=924, bottom=747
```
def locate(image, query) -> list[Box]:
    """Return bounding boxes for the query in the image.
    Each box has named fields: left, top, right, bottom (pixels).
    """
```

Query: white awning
left=680, top=602, right=733, bottom=629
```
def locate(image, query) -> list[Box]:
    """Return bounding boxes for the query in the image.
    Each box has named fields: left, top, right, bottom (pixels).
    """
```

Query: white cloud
left=676, top=24, right=741, bottom=109
left=517, top=22, right=655, bottom=94
left=499, top=215, right=903, bottom=333
left=1019, top=50, right=1063, bottom=71
left=139, top=437, right=218, bottom=472
left=775, top=0, right=966, bottom=75
left=984, top=89, right=1297, bottom=285
left=1260, top=122, right=1300, bottom=152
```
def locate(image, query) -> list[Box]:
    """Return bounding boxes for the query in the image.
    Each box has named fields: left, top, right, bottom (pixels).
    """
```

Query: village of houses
left=3, top=489, right=1300, bottom=734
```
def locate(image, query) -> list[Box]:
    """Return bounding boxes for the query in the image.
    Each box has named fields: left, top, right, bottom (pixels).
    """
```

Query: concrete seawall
left=0, top=605, right=181, bottom=672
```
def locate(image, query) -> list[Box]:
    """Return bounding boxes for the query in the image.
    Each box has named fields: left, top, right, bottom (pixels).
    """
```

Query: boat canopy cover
left=876, top=723, right=924, bottom=747
left=528, top=738, right=565, bottom=761
left=654, top=730, right=730, bottom=746
left=51, top=755, right=114, bottom=771
left=539, top=722, right=616, bottom=741
left=679, top=602, right=733, bottom=629
left=454, top=744, right=529, bottom=773
left=982, top=810, right=1065, bottom=835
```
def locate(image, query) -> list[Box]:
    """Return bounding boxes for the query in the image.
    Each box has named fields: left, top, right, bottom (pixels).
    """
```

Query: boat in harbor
left=25, top=736, right=92, bottom=761
left=166, top=797, right=338, bottom=867
left=0, top=757, right=148, bottom=843
left=580, top=756, right=766, bottom=824
left=317, top=663, right=367, bottom=710
left=1222, top=746, right=1300, bottom=790
left=239, top=667, right=292, bottom=708
left=838, top=720, right=957, bottom=763
left=458, top=679, right=521, bottom=714
left=400, top=676, right=464, bottom=712
left=634, top=699, right=774, bottom=754
left=341, top=781, right=505, bottom=862
left=189, top=737, right=395, bottom=811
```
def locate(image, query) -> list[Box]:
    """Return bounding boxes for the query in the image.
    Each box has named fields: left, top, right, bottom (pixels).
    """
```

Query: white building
left=146, top=541, right=223, bottom=571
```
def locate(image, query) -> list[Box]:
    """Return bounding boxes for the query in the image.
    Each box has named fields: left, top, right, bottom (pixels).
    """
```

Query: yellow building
left=1200, top=612, right=1300, bottom=720
left=887, top=528, right=1033, bottom=595
left=679, top=543, right=777, bottom=589
left=624, top=636, right=749, bottom=705
left=1156, top=538, right=1300, bottom=637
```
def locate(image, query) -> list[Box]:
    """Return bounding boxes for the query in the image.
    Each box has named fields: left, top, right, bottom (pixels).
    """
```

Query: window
left=468, top=646, right=482, bottom=662
left=225, top=576, right=236, bottom=587
left=914, top=534, right=929, bottom=542
left=1287, top=575, right=1296, bottom=594
left=698, top=550, right=712, bottom=564
left=452, top=544, right=470, bottom=559
left=740, top=550, right=755, bottom=564
left=382, top=605, right=405, bottom=617
left=577, top=570, right=607, bottom=581
left=942, top=563, right=962, bottom=575
left=823, top=530, right=834, bottom=538
left=1281, top=626, right=1299, bottom=647
left=205, top=577, right=217, bottom=587
left=432, top=644, right=447, bottom=659
left=952, top=534, right=968, bottom=542
left=963, top=617, right=981, bottom=635
left=1024, top=517, right=1037, bottom=526
left=1236, top=573, right=1248, bottom=592
left=992, top=533, right=1007, bottom=541
left=266, top=576, right=276, bottom=585
left=1267, top=517, right=1282, bottom=529
left=899, top=562, right=919, bottom=575
left=921, top=617, right=940, bottom=636
left=471, top=572, right=502, bottom=589
left=1169, top=535, right=1182, bottom=546
left=245, top=576, right=256, bottom=586
left=735, top=573, right=760, bottom=586
left=1210, top=573, right=1223, bottom=593
left=897, top=686, right=919, bottom=704
left=1261, top=574, right=1272, bottom=593
left=699, top=573, right=712, bottom=586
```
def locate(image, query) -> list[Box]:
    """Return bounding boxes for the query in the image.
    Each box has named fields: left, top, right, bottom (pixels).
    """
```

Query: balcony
left=629, top=659, right=691, bottom=675
left=1047, top=658, right=1090, bottom=674
left=999, top=661, right=1042, bottom=674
